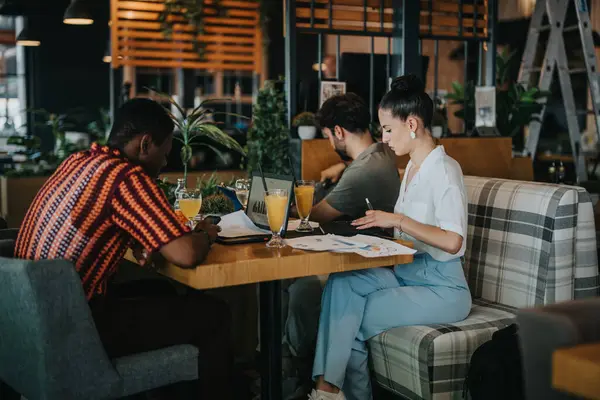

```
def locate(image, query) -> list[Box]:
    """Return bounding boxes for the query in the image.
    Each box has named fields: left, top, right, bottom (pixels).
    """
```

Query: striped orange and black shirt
left=15, top=143, right=190, bottom=300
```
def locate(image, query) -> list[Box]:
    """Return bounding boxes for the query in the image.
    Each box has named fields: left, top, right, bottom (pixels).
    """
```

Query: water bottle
left=174, top=178, right=186, bottom=210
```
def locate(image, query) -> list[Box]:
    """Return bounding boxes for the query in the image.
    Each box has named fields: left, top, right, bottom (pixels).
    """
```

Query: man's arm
left=309, top=199, right=343, bottom=223
left=320, top=162, right=347, bottom=183
left=112, top=171, right=219, bottom=269
left=159, top=220, right=220, bottom=268
left=314, top=164, right=366, bottom=222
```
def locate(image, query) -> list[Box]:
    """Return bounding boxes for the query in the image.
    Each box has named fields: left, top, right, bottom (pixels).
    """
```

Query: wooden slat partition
left=111, top=0, right=261, bottom=72
left=301, top=137, right=516, bottom=182
left=294, top=0, right=488, bottom=38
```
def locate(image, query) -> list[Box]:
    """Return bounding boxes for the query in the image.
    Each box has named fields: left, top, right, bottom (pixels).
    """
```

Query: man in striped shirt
left=15, top=98, right=233, bottom=398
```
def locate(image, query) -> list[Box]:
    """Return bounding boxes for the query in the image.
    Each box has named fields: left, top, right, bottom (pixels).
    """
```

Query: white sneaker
left=307, top=389, right=346, bottom=400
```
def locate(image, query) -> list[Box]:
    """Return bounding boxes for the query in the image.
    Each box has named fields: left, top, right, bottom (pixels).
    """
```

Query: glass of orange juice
left=264, top=188, right=288, bottom=248
left=294, top=180, right=315, bottom=232
left=178, top=188, right=203, bottom=229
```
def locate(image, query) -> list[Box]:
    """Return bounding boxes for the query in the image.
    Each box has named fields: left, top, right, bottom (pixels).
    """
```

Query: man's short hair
left=315, top=93, right=371, bottom=135
left=108, top=98, right=174, bottom=150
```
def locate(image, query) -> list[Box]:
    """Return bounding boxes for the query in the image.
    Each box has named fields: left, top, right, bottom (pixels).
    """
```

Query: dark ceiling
left=0, top=0, right=107, bottom=18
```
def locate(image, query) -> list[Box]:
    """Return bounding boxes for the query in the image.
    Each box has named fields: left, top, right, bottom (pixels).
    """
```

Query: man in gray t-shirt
left=324, top=142, right=399, bottom=219
left=309, top=93, right=400, bottom=222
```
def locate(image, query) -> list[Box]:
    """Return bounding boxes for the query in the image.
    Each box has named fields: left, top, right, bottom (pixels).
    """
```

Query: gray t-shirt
left=325, top=142, right=400, bottom=220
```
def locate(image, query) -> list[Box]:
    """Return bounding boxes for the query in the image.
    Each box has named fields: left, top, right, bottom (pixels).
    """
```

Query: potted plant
left=198, top=173, right=236, bottom=215
left=201, top=193, right=234, bottom=216
left=1, top=131, right=50, bottom=228
left=446, top=48, right=550, bottom=149
left=159, top=0, right=226, bottom=58
left=293, top=111, right=317, bottom=140
left=87, top=108, right=112, bottom=145
left=158, top=172, right=237, bottom=217
left=246, top=78, right=291, bottom=175
left=23, top=109, right=83, bottom=161
left=0, top=109, right=95, bottom=227
left=153, top=90, right=247, bottom=183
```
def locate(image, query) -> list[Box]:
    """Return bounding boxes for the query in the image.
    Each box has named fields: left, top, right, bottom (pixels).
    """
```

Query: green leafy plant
left=152, top=90, right=247, bottom=182
left=87, top=108, right=112, bottom=145
left=446, top=80, right=476, bottom=126
left=2, top=134, right=57, bottom=178
left=157, top=177, right=177, bottom=205
left=246, top=78, right=291, bottom=175
left=27, top=109, right=78, bottom=160
left=158, top=173, right=239, bottom=214
left=195, top=172, right=221, bottom=197
left=158, top=0, right=226, bottom=58
left=292, top=111, right=316, bottom=127
left=201, top=193, right=234, bottom=215
left=446, top=48, right=551, bottom=140
left=6, top=135, right=41, bottom=156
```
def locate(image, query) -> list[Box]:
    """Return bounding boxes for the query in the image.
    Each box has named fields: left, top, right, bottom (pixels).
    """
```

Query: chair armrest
left=517, top=298, right=600, bottom=400
left=0, top=229, right=18, bottom=241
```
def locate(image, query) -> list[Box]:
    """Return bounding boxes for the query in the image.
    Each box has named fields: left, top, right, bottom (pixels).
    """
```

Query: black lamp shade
left=16, top=26, right=40, bottom=46
left=63, top=0, right=94, bottom=25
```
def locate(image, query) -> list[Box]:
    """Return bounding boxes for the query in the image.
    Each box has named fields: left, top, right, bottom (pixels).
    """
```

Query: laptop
left=216, top=171, right=295, bottom=245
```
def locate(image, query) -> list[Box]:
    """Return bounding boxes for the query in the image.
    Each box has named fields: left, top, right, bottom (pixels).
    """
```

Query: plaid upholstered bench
left=369, top=176, right=600, bottom=400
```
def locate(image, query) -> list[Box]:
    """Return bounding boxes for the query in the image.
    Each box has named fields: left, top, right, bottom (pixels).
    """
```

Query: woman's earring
left=410, top=131, right=416, bottom=139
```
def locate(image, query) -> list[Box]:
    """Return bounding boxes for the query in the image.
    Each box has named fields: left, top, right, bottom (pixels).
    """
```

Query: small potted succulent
left=292, top=111, right=317, bottom=140
left=201, top=194, right=234, bottom=216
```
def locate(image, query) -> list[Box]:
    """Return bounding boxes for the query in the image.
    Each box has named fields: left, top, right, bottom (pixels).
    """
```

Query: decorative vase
left=298, top=125, right=317, bottom=140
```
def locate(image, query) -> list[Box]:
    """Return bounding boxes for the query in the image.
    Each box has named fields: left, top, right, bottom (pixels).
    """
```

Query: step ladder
left=519, top=0, right=600, bottom=182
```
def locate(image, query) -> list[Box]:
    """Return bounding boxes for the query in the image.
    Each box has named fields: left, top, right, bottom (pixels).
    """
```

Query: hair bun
left=390, top=74, right=425, bottom=94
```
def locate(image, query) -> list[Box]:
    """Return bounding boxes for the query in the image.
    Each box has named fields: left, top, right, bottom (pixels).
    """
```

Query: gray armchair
left=517, top=298, right=600, bottom=400
left=0, top=241, right=199, bottom=400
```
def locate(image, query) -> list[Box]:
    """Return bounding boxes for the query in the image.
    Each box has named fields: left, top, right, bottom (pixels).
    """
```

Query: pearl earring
left=410, top=131, right=416, bottom=139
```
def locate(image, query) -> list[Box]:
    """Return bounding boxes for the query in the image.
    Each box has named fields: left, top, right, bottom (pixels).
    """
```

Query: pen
left=364, top=197, right=386, bottom=234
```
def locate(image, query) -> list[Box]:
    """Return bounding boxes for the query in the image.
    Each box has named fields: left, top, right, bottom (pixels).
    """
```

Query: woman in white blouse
left=309, top=75, right=472, bottom=400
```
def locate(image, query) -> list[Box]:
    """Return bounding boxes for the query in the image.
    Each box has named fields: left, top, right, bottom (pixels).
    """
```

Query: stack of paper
left=218, top=211, right=270, bottom=238
left=285, top=234, right=416, bottom=258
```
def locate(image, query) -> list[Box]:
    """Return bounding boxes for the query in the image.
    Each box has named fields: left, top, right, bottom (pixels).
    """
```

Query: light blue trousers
left=312, top=254, right=472, bottom=400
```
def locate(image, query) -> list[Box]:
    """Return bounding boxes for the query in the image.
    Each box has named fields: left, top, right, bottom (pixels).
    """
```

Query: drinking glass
left=235, top=179, right=250, bottom=209
left=264, top=189, right=288, bottom=248
left=294, top=180, right=315, bottom=232
left=178, top=187, right=203, bottom=229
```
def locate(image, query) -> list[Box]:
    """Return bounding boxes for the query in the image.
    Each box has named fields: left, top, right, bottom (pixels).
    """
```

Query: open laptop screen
left=245, top=171, right=294, bottom=232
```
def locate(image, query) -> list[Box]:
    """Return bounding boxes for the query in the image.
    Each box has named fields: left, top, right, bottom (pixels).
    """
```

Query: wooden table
left=126, top=241, right=413, bottom=400
left=128, top=241, right=414, bottom=290
left=553, top=342, right=600, bottom=399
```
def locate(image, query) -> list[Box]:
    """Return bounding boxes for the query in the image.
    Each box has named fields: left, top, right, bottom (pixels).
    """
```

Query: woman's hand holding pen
left=352, top=210, right=405, bottom=230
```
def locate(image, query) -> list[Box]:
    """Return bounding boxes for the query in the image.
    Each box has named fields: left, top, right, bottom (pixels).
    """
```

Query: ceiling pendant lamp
left=103, top=40, right=111, bottom=63
left=63, top=0, right=94, bottom=26
left=16, top=25, right=40, bottom=47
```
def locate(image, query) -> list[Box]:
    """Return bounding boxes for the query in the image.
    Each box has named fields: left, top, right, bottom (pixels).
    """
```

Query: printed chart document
left=285, top=234, right=416, bottom=258
left=285, top=234, right=368, bottom=252
left=218, top=211, right=270, bottom=238
left=334, top=235, right=416, bottom=258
